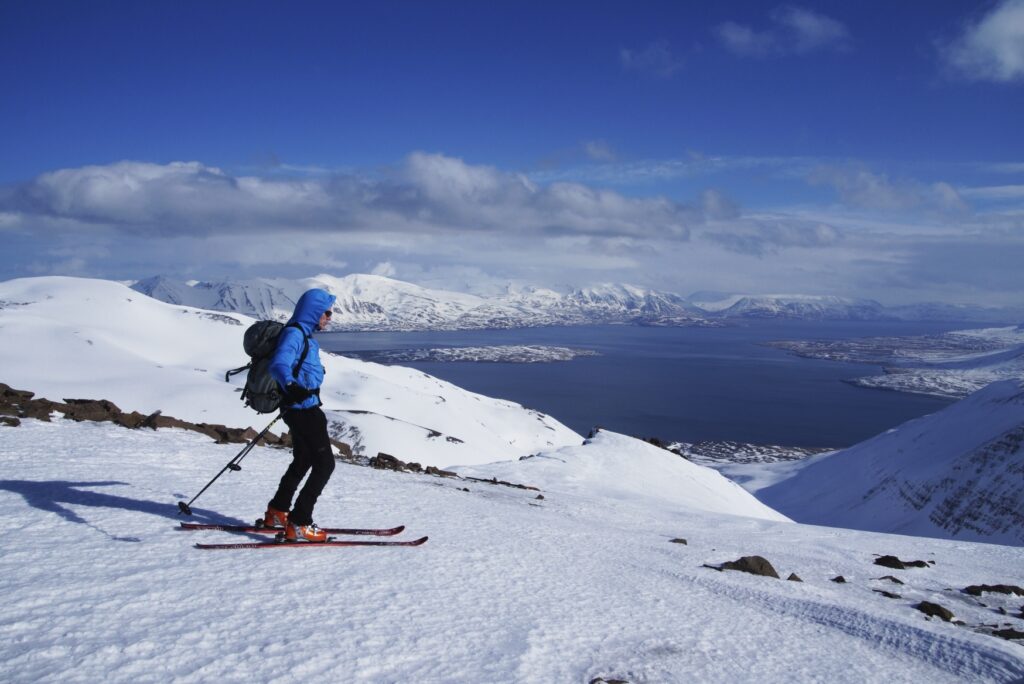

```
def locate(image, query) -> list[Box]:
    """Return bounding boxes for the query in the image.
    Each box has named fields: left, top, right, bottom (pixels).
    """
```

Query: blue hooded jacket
left=270, top=288, right=336, bottom=410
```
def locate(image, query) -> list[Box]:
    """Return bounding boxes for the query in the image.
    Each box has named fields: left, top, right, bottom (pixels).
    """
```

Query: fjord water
left=320, top=321, right=971, bottom=448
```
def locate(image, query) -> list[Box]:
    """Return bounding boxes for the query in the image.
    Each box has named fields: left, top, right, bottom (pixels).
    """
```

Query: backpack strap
left=225, top=362, right=251, bottom=382
left=286, top=322, right=311, bottom=379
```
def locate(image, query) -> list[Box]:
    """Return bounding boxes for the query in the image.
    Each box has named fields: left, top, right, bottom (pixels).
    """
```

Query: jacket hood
left=288, top=288, right=336, bottom=334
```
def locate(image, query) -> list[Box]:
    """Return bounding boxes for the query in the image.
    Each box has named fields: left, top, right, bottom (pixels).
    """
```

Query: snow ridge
left=759, top=380, right=1024, bottom=546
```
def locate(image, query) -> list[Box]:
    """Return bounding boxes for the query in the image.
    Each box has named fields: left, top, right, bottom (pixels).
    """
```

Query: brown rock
left=370, top=453, right=406, bottom=471
left=715, top=555, right=780, bottom=579
left=62, top=398, right=123, bottom=422
left=962, top=584, right=1024, bottom=597
left=0, top=416, right=20, bottom=427
left=787, top=573, right=803, bottom=582
left=874, top=555, right=929, bottom=570
left=916, top=601, right=954, bottom=622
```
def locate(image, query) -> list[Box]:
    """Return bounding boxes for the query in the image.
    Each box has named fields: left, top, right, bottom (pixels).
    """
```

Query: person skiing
left=262, top=288, right=337, bottom=542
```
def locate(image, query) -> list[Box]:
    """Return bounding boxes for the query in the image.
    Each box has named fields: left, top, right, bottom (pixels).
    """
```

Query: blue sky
left=2, top=0, right=1023, bottom=305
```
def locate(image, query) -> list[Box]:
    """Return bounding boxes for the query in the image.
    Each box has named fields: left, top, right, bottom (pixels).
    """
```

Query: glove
left=282, top=383, right=312, bottom=404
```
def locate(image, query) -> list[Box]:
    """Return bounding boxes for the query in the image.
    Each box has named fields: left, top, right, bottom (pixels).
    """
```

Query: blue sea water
left=318, top=321, right=977, bottom=448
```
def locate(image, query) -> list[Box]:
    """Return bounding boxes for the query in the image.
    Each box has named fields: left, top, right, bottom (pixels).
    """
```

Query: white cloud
left=583, top=140, right=617, bottom=162
left=619, top=40, right=684, bottom=78
left=716, top=22, right=776, bottom=57
left=943, top=0, right=1024, bottom=82
left=772, top=6, right=850, bottom=53
left=371, top=261, right=397, bottom=277
left=960, top=184, right=1024, bottom=200
left=5, top=155, right=700, bottom=242
left=808, top=165, right=969, bottom=214
left=717, top=5, right=850, bottom=57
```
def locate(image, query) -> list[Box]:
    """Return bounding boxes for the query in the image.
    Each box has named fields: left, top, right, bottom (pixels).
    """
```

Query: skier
left=262, top=288, right=337, bottom=542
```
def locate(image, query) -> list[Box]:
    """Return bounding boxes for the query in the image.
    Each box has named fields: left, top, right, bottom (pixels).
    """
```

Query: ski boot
left=261, top=506, right=289, bottom=530
left=284, top=522, right=328, bottom=543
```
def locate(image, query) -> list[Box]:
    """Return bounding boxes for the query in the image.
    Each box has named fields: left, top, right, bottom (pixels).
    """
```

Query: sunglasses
left=323, top=310, right=332, bottom=319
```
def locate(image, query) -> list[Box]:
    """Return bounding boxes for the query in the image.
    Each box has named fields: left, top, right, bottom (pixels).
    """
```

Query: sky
left=1, top=0, right=1023, bottom=305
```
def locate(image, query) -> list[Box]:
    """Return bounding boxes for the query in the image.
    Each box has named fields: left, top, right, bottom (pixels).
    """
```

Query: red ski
left=194, top=536, right=428, bottom=550
left=180, top=522, right=405, bottom=536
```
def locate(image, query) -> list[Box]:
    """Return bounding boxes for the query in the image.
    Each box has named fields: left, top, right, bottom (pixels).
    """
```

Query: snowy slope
left=457, top=429, right=789, bottom=522
left=1, top=418, right=1022, bottom=683
left=758, top=381, right=1024, bottom=546
left=0, top=276, right=581, bottom=467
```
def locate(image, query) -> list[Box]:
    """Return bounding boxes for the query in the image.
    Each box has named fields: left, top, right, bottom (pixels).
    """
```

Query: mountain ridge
left=130, top=274, right=1017, bottom=330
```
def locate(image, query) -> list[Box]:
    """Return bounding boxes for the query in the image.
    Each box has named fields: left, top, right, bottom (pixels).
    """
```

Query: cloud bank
left=942, top=0, right=1024, bottom=82
left=2, top=154, right=1022, bottom=308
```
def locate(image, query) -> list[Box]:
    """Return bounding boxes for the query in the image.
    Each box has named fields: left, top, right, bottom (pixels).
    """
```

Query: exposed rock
left=535, top=494, right=545, bottom=501
left=0, top=416, right=19, bottom=427
left=991, top=628, right=1024, bottom=641
left=915, top=601, right=954, bottom=622
left=831, top=576, right=847, bottom=584
left=464, top=475, right=539, bottom=490
left=874, top=575, right=905, bottom=585
left=962, top=584, right=1024, bottom=597
left=590, top=678, right=630, bottom=684
left=874, top=555, right=930, bottom=570
left=0, top=383, right=34, bottom=401
left=114, top=411, right=148, bottom=429
left=370, top=453, right=406, bottom=471
left=405, top=462, right=423, bottom=473
left=709, top=555, right=780, bottom=579
left=669, top=538, right=687, bottom=545
left=425, top=466, right=458, bottom=478
left=62, top=398, right=123, bottom=422
left=787, top=573, right=802, bottom=582
left=873, top=589, right=901, bottom=599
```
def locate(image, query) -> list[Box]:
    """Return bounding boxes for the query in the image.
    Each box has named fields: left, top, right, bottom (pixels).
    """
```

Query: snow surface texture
left=0, top=276, right=581, bottom=467
left=1, top=418, right=1023, bottom=683
left=759, top=381, right=1024, bottom=546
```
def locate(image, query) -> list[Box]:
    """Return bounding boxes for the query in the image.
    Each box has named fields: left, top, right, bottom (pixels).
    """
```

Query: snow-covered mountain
left=0, top=276, right=581, bottom=467
left=694, top=293, right=886, bottom=320
left=132, top=275, right=1022, bottom=329
left=131, top=274, right=710, bottom=330
left=772, top=325, right=1024, bottom=399
left=758, top=380, right=1024, bottom=546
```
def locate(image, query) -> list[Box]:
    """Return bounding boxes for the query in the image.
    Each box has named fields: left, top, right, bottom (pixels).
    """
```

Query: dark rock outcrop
left=874, top=555, right=930, bottom=570
left=0, top=383, right=350, bottom=455
left=962, top=584, right=1024, bottom=597
left=915, top=601, right=954, bottom=622
left=709, top=555, right=780, bottom=579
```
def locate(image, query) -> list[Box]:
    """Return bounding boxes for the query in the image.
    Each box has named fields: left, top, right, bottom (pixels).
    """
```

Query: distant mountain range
left=131, top=274, right=1020, bottom=331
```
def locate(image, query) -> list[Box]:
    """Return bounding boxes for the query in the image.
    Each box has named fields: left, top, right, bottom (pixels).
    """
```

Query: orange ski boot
left=262, top=506, right=289, bottom=530
left=285, top=522, right=328, bottom=543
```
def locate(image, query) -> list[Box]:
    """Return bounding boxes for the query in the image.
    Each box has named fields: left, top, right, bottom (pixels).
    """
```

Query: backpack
left=225, top=321, right=310, bottom=413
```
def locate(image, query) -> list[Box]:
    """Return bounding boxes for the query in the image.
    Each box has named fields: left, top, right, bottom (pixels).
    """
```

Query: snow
left=1, top=418, right=1022, bottom=682
left=2, top=274, right=1024, bottom=681
left=759, top=380, right=1024, bottom=546
left=0, top=276, right=581, bottom=467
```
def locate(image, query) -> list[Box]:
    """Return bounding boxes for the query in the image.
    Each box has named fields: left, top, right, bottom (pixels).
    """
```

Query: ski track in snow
left=2, top=419, right=1023, bottom=683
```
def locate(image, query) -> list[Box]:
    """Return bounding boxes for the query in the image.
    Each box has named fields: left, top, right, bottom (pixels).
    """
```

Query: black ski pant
left=269, top=406, right=335, bottom=526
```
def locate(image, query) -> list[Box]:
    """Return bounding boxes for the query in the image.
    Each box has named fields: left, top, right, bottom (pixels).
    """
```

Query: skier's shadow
left=0, top=479, right=248, bottom=542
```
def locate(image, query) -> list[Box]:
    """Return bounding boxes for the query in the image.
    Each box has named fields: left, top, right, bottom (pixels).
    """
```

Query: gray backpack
left=226, top=321, right=309, bottom=413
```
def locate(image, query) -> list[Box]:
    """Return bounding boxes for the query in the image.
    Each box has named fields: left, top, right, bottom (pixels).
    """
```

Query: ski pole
left=177, top=412, right=286, bottom=516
